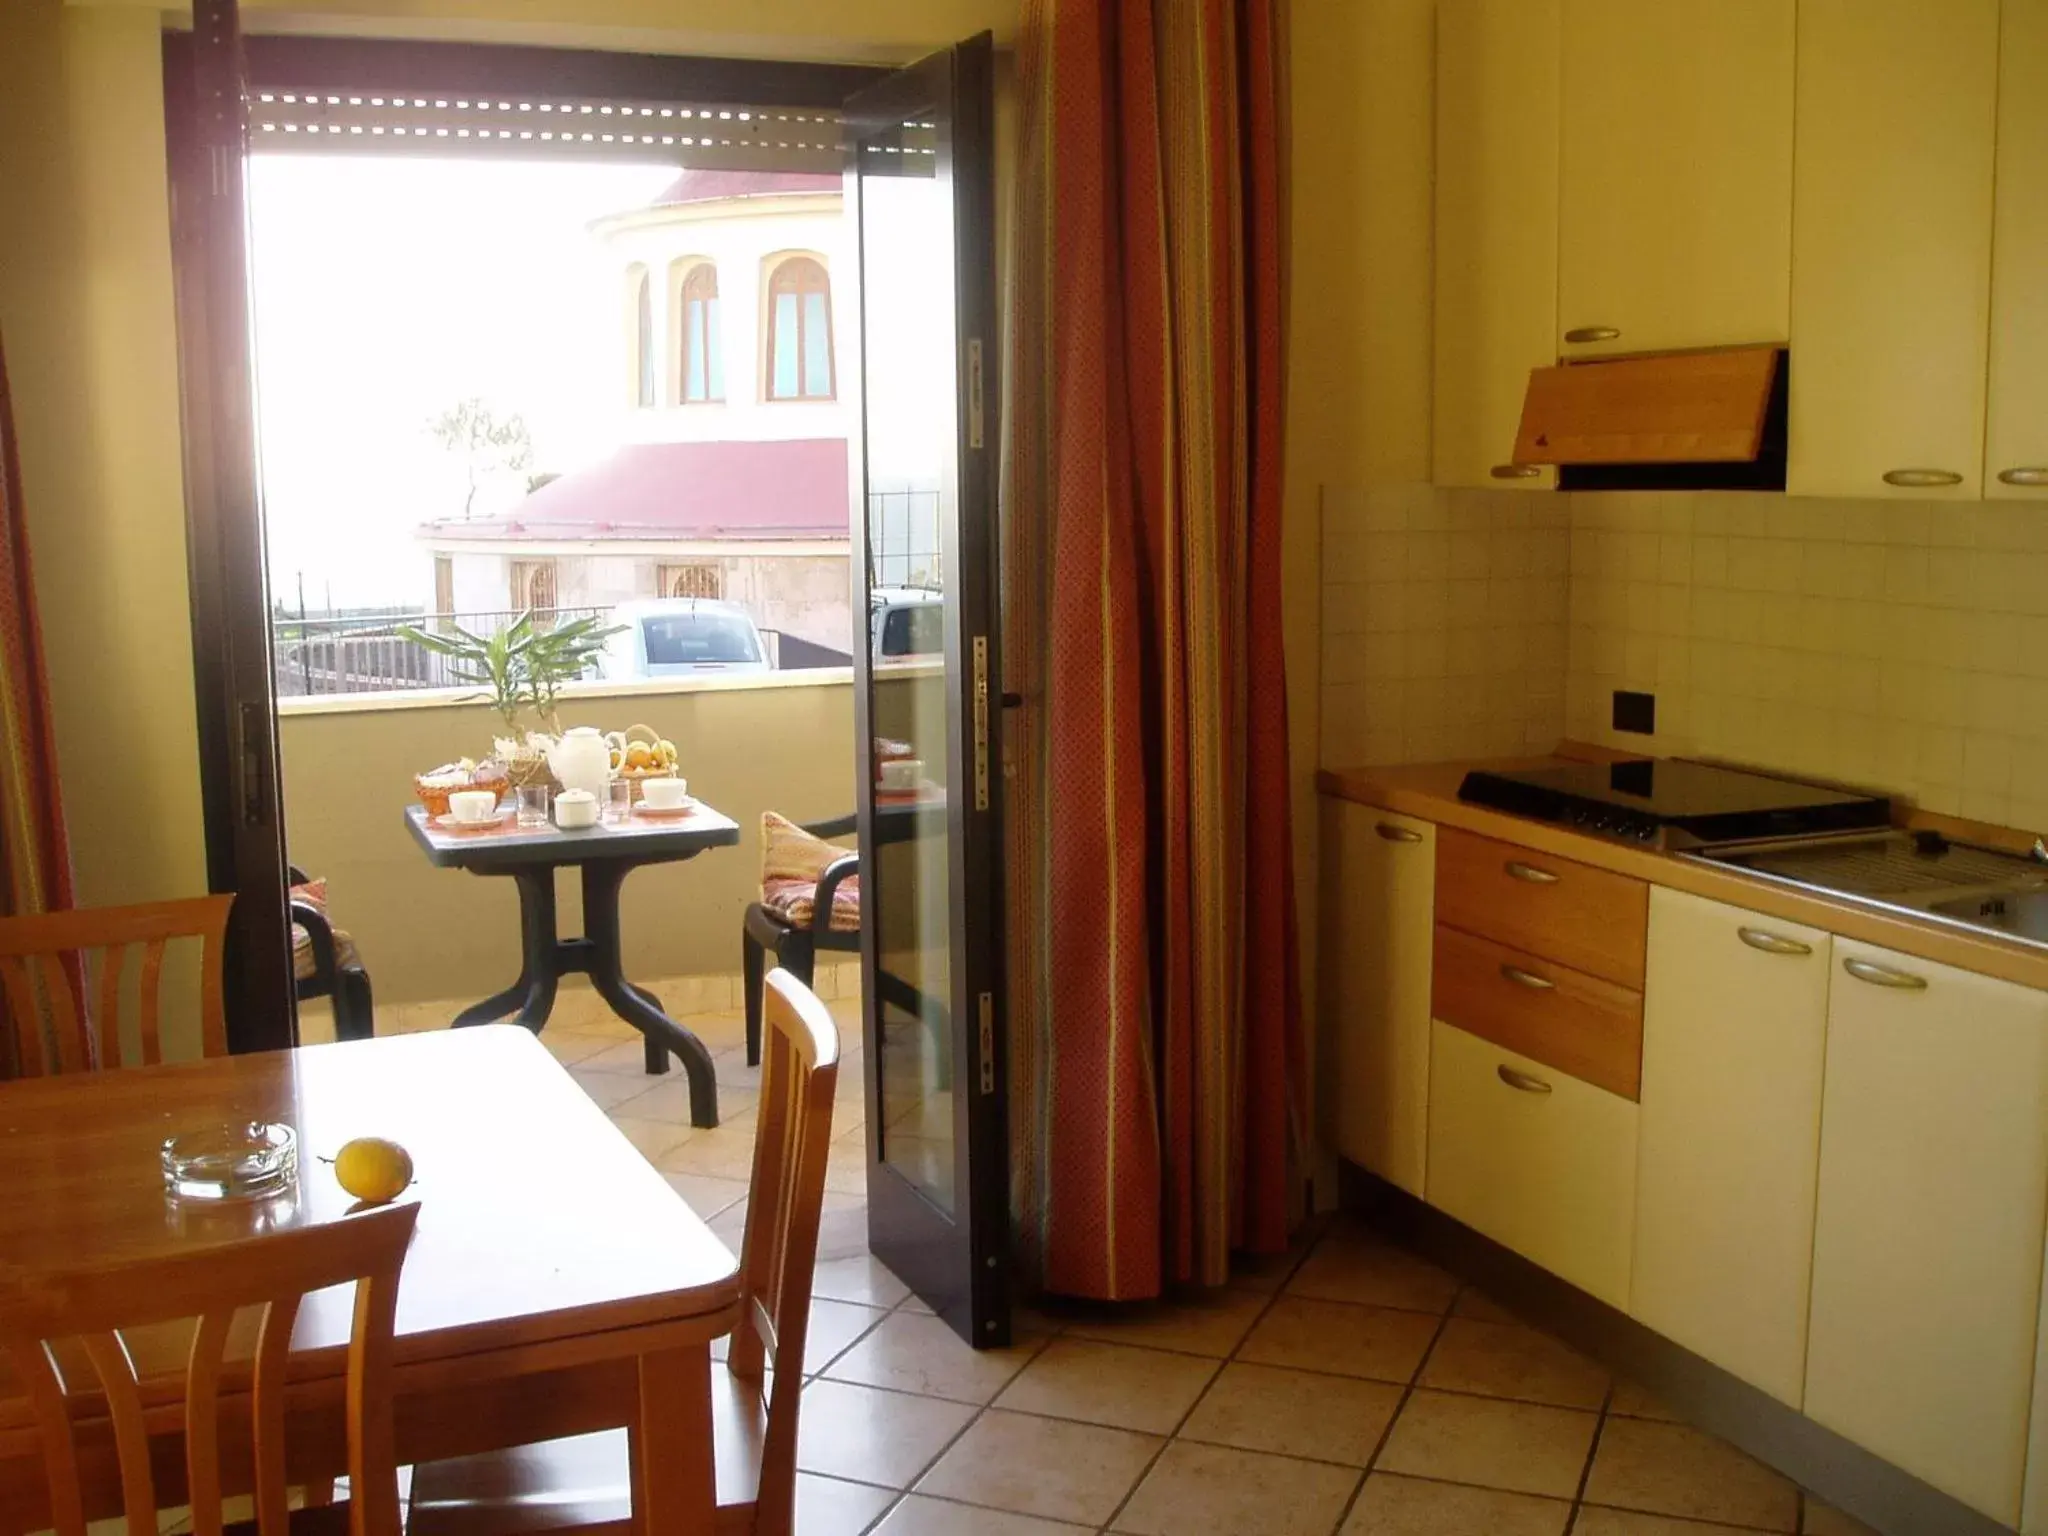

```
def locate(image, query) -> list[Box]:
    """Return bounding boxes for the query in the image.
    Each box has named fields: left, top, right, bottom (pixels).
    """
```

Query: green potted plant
left=398, top=610, right=622, bottom=784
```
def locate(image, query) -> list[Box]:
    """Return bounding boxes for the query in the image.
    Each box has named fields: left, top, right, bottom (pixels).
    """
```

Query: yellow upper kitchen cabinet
left=1987, top=0, right=2048, bottom=500
left=1433, top=0, right=1560, bottom=490
left=1557, top=0, right=1794, bottom=359
left=1788, top=0, right=2000, bottom=499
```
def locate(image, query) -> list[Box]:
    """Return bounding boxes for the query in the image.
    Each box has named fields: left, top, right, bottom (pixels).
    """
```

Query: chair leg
left=743, top=927, right=767, bottom=1068
left=334, top=970, right=376, bottom=1042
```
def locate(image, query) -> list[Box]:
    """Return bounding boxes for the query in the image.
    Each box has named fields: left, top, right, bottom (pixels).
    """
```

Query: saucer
left=434, top=807, right=513, bottom=831
left=633, top=799, right=698, bottom=818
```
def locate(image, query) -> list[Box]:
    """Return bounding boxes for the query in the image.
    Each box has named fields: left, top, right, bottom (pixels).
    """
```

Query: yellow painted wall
left=280, top=677, right=855, bottom=1005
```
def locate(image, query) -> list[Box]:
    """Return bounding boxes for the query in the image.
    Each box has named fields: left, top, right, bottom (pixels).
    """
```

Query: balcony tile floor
left=346, top=984, right=1882, bottom=1536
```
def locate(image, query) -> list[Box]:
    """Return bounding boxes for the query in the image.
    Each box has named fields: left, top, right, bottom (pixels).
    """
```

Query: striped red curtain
left=1005, top=0, right=1300, bottom=1299
left=0, top=338, right=79, bottom=1079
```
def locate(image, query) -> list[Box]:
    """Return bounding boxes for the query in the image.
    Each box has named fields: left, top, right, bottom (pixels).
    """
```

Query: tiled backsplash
left=1320, top=486, right=2048, bottom=832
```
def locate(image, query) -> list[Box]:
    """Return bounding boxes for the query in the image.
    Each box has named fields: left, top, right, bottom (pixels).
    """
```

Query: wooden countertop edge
left=1318, top=758, right=2048, bottom=994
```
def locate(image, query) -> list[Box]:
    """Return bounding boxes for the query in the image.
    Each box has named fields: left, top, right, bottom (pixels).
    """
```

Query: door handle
left=1490, top=464, right=1541, bottom=480
left=1843, top=956, right=1928, bottom=991
left=1882, top=468, right=1964, bottom=488
left=1375, top=822, right=1423, bottom=844
left=1504, top=861, right=1559, bottom=884
left=1999, top=467, right=2048, bottom=487
left=1564, top=326, right=1620, bottom=344
left=1738, top=926, right=1812, bottom=957
left=1497, top=1064, right=1554, bottom=1094
left=1500, top=964, right=1555, bottom=991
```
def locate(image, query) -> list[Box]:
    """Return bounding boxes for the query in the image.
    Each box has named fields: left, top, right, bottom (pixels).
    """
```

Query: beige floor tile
left=1452, top=1286, right=1522, bottom=1325
left=824, top=1137, right=868, bottom=1196
left=661, top=1170, right=751, bottom=1218
left=542, top=1031, right=614, bottom=1067
left=793, top=1472, right=898, bottom=1536
left=914, top=1408, right=1160, bottom=1527
left=653, top=1124, right=761, bottom=1181
left=1238, top=1296, right=1440, bottom=1383
left=1573, top=1510, right=1775, bottom=1536
left=1060, top=1287, right=1269, bottom=1359
left=572, top=1068, right=665, bottom=1111
left=793, top=1378, right=976, bottom=1488
left=1110, top=1440, right=1360, bottom=1536
left=874, top=1493, right=1091, bottom=1535
left=1801, top=1499, right=1881, bottom=1536
left=1178, top=1361, right=1402, bottom=1466
left=615, top=1073, right=759, bottom=1128
left=813, top=1203, right=874, bottom=1263
left=604, top=1114, right=694, bottom=1163
left=992, top=1338, right=1218, bottom=1435
left=1340, top=1472, right=1571, bottom=1535
left=576, top=1038, right=663, bottom=1075
left=814, top=1253, right=913, bottom=1308
left=1225, top=1234, right=1313, bottom=1295
left=714, top=1046, right=764, bottom=1091
left=1609, top=1377, right=1683, bottom=1422
left=1583, top=1418, right=1798, bottom=1532
left=1286, top=1234, right=1460, bottom=1314
left=824, top=1310, right=1044, bottom=1404
left=1374, top=1388, right=1597, bottom=1500
left=795, top=1297, right=891, bottom=1375
left=1417, top=1316, right=1610, bottom=1409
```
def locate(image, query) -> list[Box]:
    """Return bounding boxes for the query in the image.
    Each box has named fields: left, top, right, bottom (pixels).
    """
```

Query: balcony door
left=845, top=35, right=1010, bottom=1348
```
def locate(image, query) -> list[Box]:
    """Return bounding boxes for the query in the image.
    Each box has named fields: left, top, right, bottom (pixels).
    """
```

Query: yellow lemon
left=333, top=1137, right=414, bottom=1205
left=657, top=738, right=677, bottom=763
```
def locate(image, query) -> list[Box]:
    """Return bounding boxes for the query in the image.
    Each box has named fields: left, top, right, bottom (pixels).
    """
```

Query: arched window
left=631, top=267, right=654, bottom=408
left=677, top=263, right=724, bottom=403
left=766, top=256, right=834, bottom=401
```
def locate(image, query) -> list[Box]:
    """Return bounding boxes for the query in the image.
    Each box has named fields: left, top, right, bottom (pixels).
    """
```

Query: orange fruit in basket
left=625, top=744, right=654, bottom=770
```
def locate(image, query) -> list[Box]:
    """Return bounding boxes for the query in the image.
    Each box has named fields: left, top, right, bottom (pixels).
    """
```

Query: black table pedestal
left=450, top=861, right=721, bottom=1128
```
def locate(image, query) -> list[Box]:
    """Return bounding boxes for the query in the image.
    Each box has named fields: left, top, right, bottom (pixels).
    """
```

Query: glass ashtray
left=161, top=1122, right=299, bottom=1201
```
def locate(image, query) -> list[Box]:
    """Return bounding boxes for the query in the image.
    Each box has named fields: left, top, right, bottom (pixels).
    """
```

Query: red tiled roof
left=652, top=168, right=842, bottom=206
left=426, top=438, right=849, bottom=542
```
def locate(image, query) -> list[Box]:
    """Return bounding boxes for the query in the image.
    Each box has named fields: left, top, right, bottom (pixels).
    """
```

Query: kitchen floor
left=359, top=987, right=1880, bottom=1536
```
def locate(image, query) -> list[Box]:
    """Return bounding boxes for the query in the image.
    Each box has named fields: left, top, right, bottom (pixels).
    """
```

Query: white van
left=599, top=598, right=774, bottom=680
left=871, top=587, right=944, bottom=662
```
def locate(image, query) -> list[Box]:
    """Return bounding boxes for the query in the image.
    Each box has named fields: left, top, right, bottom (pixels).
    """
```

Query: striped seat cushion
left=760, top=811, right=860, bottom=932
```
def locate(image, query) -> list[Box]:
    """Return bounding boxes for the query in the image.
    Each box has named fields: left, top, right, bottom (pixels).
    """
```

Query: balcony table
left=404, top=799, right=740, bottom=1128
left=0, top=1025, right=741, bottom=1536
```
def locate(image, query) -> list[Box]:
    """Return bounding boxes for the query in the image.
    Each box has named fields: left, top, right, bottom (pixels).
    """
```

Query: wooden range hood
left=1512, top=345, right=1789, bottom=491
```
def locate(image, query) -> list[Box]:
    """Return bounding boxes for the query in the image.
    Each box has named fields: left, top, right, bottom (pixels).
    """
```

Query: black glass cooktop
left=1457, top=759, right=1892, bottom=848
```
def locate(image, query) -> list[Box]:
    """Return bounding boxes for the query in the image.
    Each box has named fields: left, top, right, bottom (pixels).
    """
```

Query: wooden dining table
left=0, top=1026, right=741, bottom=1534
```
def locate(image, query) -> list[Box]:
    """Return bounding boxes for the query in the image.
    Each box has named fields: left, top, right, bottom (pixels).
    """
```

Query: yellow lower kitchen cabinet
left=1425, top=1018, right=1638, bottom=1309
left=1631, top=888, right=1830, bottom=1407
left=1321, top=802, right=1434, bottom=1197
left=1804, top=939, right=2048, bottom=1526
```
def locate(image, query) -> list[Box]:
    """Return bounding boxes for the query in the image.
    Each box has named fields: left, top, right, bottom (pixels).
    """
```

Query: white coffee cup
left=879, top=758, right=923, bottom=792
left=640, top=776, right=690, bottom=811
left=448, top=789, right=498, bottom=824
left=554, top=788, right=600, bottom=829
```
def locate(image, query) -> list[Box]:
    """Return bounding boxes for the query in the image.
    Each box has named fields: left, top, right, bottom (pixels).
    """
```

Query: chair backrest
left=728, top=967, right=840, bottom=1536
left=0, top=894, right=233, bottom=1073
left=0, top=1201, right=418, bottom=1536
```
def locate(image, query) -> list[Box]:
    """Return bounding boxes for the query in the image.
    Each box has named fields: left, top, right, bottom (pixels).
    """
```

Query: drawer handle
left=1490, top=464, right=1541, bottom=480
left=1999, top=467, right=2048, bottom=487
left=1375, top=822, right=1424, bottom=844
left=1497, top=1064, right=1555, bottom=1094
left=1564, top=326, right=1620, bottom=344
left=1843, top=956, right=1929, bottom=991
left=1504, top=860, right=1559, bottom=884
left=1500, top=964, right=1556, bottom=991
left=1882, top=468, right=1964, bottom=489
left=1738, top=926, right=1812, bottom=957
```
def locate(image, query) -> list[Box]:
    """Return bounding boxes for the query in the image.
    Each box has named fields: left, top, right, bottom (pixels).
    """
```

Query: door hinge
left=967, top=338, right=985, bottom=451
left=971, top=635, right=990, bottom=811
left=977, top=991, right=995, bottom=1095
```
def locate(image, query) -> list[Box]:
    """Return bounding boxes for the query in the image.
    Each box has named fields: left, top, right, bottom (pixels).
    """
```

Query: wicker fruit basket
left=412, top=759, right=510, bottom=818
left=609, top=722, right=680, bottom=802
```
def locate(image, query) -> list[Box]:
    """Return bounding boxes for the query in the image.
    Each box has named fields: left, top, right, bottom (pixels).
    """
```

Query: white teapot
left=545, top=726, right=615, bottom=801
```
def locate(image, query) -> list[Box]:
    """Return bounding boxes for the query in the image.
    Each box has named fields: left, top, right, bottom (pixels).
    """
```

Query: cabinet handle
left=1504, top=860, right=1559, bottom=884
left=1843, top=956, right=1929, bottom=991
left=1564, top=326, right=1620, bottom=344
left=1497, top=1064, right=1554, bottom=1094
left=1500, top=964, right=1556, bottom=991
left=1999, top=467, right=2048, bottom=487
left=1882, top=468, right=1964, bottom=489
left=1738, top=926, right=1812, bottom=957
left=1490, top=464, right=1541, bottom=480
left=1374, top=822, right=1423, bottom=844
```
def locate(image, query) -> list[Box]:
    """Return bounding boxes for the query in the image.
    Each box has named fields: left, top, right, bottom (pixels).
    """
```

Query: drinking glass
left=606, top=780, right=634, bottom=824
left=516, top=782, right=552, bottom=827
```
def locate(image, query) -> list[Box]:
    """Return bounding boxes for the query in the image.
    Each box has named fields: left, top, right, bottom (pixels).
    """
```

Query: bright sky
left=247, top=154, right=677, bottom=613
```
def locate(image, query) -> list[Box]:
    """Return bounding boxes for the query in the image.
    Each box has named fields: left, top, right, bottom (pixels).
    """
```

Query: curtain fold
left=0, top=337, right=80, bottom=1078
left=1005, top=0, right=1300, bottom=1299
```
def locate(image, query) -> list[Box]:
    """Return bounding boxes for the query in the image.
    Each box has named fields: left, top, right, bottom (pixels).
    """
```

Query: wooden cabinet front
left=1435, top=827, right=1647, bottom=987
left=1431, top=924, right=1642, bottom=1100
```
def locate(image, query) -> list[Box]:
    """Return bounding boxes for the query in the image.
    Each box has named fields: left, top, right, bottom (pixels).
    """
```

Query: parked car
left=598, top=598, right=773, bottom=680
left=871, top=586, right=944, bottom=662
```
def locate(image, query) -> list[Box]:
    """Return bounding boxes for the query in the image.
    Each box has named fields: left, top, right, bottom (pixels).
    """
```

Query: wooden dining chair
left=0, top=1200, right=419, bottom=1536
left=405, top=967, right=841, bottom=1536
left=0, top=893, right=233, bottom=1075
